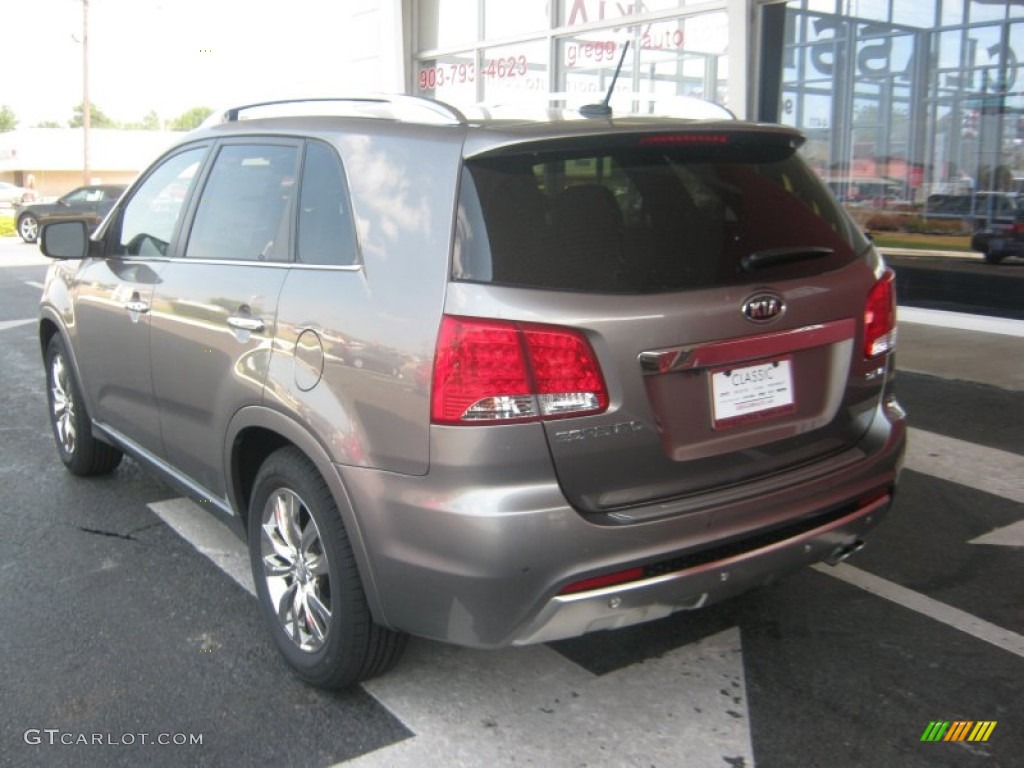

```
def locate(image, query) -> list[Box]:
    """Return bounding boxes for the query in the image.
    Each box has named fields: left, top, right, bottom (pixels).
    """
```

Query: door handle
left=227, top=316, right=266, bottom=332
left=124, top=299, right=150, bottom=313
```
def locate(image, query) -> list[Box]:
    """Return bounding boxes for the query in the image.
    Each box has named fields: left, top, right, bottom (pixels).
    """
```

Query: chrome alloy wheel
left=18, top=214, right=39, bottom=243
left=50, top=352, right=77, bottom=456
left=260, top=488, right=332, bottom=652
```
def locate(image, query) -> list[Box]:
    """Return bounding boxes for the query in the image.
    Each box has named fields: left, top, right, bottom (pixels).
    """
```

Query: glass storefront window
left=638, top=13, right=729, bottom=106
left=556, top=11, right=728, bottom=112
left=479, top=40, right=550, bottom=105
left=937, top=29, right=962, bottom=72
left=560, top=33, right=630, bottom=103
left=941, top=0, right=965, bottom=26
left=784, top=0, right=1023, bottom=210
left=969, top=0, right=1009, bottom=23
left=893, top=2, right=933, bottom=27
left=484, top=0, right=549, bottom=38
left=559, top=0, right=686, bottom=26
left=969, top=23, right=1008, bottom=91
left=419, top=0, right=479, bottom=50
left=417, top=52, right=478, bottom=104
left=847, top=0, right=889, bottom=23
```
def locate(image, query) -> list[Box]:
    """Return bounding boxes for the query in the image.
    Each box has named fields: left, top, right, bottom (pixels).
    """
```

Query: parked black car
left=971, top=208, right=1024, bottom=264
left=17, top=184, right=127, bottom=243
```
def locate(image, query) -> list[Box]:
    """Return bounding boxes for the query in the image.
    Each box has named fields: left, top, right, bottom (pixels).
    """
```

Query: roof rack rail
left=211, top=95, right=468, bottom=126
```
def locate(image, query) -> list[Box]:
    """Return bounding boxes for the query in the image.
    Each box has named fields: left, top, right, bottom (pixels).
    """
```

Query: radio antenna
left=580, top=40, right=630, bottom=118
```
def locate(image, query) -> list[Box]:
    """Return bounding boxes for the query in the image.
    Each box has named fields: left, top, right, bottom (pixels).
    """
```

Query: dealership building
left=354, top=0, right=1022, bottom=203
left=4, top=1, right=1021, bottom=205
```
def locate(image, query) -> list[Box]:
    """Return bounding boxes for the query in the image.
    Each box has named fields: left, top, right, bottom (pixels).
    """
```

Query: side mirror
left=40, top=220, right=89, bottom=260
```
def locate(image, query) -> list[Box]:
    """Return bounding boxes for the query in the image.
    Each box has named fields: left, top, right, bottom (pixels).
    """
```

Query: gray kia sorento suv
left=38, top=96, right=905, bottom=689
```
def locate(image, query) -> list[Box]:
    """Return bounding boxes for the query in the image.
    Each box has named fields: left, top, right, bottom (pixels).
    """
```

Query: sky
left=5, top=0, right=379, bottom=128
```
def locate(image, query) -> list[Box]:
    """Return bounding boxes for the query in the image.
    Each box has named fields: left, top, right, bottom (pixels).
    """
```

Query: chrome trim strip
left=638, top=318, right=856, bottom=375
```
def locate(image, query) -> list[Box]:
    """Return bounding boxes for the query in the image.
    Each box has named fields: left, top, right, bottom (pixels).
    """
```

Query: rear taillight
left=864, top=268, right=897, bottom=359
left=431, top=315, right=609, bottom=425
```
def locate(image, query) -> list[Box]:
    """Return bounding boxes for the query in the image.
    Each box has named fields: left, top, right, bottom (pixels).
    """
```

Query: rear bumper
left=339, top=397, right=905, bottom=648
left=512, top=492, right=887, bottom=644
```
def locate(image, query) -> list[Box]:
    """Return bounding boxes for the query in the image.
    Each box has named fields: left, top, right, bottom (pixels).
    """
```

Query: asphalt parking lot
left=0, top=236, right=1021, bottom=767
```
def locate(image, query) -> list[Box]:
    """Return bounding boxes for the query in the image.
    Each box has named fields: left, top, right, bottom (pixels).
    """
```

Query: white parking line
left=899, top=306, right=1024, bottom=337
left=147, top=497, right=755, bottom=767
left=0, top=318, right=34, bottom=333
left=906, top=428, right=1024, bottom=504
left=148, top=498, right=255, bottom=596
left=348, top=626, right=752, bottom=768
left=814, top=563, right=1024, bottom=660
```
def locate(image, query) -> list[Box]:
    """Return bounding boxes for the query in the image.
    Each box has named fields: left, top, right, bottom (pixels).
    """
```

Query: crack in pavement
left=77, top=521, right=162, bottom=542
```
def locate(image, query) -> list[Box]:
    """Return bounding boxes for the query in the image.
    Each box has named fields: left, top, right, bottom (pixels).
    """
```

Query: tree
left=0, top=105, right=17, bottom=132
left=33, top=120, right=63, bottom=129
left=68, top=102, right=117, bottom=129
left=168, top=106, right=214, bottom=131
left=141, top=109, right=161, bottom=130
left=123, top=110, right=162, bottom=130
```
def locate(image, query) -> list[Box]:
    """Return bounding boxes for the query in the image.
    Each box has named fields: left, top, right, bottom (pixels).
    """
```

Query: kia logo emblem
left=742, top=293, right=785, bottom=323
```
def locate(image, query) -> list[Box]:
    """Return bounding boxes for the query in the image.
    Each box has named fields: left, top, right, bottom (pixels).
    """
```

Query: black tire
left=248, top=447, right=407, bottom=689
left=44, top=335, right=123, bottom=475
left=983, top=249, right=1007, bottom=265
left=18, top=213, right=39, bottom=244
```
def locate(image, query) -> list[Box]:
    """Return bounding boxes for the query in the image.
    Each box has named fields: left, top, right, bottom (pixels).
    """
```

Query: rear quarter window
left=454, top=134, right=868, bottom=293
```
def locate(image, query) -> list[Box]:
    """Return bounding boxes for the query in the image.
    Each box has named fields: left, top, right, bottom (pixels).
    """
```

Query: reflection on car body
left=16, top=184, right=127, bottom=244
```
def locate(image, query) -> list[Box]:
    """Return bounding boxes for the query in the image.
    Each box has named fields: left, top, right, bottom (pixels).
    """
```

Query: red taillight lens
left=864, top=268, right=897, bottom=359
left=522, top=326, right=609, bottom=418
left=431, top=317, right=535, bottom=425
left=431, top=316, right=609, bottom=425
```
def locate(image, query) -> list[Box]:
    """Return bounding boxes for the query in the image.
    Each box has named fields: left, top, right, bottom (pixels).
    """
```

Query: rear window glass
left=454, top=136, right=868, bottom=293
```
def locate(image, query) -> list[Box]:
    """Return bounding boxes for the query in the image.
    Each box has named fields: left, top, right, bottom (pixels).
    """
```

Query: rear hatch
left=443, top=124, right=894, bottom=519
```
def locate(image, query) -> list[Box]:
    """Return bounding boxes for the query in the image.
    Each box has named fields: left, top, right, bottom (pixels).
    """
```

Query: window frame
left=294, top=139, right=363, bottom=268
left=180, top=137, right=303, bottom=264
left=105, top=142, right=212, bottom=261
left=104, top=135, right=365, bottom=270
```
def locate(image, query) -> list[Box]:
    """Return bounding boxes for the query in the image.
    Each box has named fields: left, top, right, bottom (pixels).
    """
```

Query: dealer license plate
left=710, top=358, right=795, bottom=429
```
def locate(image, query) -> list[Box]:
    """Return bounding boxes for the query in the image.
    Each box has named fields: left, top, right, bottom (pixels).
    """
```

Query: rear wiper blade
left=741, top=246, right=833, bottom=272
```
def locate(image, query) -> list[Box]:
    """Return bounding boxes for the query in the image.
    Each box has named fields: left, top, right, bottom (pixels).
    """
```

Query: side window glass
left=63, top=189, right=90, bottom=204
left=117, top=147, right=207, bottom=257
left=296, top=141, right=359, bottom=266
left=186, top=144, right=298, bottom=262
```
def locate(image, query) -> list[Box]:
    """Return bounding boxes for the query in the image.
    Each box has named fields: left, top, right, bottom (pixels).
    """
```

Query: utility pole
left=82, top=0, right=91, bottom=184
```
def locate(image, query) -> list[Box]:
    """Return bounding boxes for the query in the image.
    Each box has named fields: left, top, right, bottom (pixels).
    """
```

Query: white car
left=0, top=181, right=36, bottom=207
